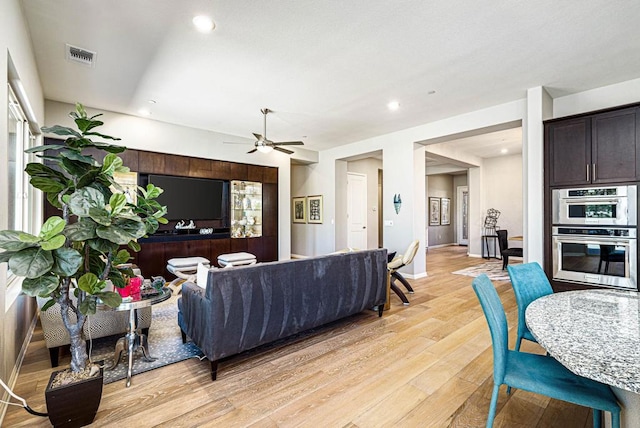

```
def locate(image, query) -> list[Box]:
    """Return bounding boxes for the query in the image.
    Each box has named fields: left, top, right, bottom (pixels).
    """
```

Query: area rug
left=452, top=260, right=520, bottom=282
left=86, top=295, right=203, bottom=384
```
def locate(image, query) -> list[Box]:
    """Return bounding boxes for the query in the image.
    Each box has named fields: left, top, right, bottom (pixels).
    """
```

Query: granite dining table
left=526, top=289, right=640, bottom=428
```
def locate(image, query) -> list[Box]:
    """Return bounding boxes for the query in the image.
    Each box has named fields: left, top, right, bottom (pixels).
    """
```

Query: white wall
left=45, top=100, right=293, bottom=261
left=347, top=158, right=382, bottom=249
left=0, top=0, right=45, bottom=423
left=482, top=154, right=523, bottom=237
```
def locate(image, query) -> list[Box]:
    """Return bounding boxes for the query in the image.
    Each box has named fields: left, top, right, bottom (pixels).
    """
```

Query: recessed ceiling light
left=387, top=101, right=400, bottom=111
left=193, top=15, right=215, bottom=33
left=138, top=109, right=152, bottom=116
left=501, top=148, right=508, bottom=154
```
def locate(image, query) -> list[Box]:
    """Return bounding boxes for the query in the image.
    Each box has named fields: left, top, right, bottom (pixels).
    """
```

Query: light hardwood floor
left=4, top=246, right=592, bottom=427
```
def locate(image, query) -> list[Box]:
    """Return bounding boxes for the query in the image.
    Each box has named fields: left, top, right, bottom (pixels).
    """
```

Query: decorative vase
left=45, top=363, right=103, bottom=428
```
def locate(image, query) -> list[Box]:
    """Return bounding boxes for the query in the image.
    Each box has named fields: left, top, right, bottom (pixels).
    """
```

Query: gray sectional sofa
left=177, top=248, right=388, bottom=380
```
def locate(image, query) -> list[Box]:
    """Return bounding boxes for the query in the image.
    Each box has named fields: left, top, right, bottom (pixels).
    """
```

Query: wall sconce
left=393, top=194, right=402, bottom=214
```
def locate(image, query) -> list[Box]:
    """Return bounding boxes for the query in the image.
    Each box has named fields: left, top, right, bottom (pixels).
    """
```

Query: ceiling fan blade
left=247, top=148, right=258, bottom=154
left=252, top=133, right=263, bottom=141
left=273, top=141, right=304, bottom=146
left=273, top=146, right=294, bottom=155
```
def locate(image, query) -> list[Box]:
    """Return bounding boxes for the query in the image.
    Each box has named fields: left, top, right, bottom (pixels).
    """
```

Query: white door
left=457, top=185, right=469, bottom=245
left=347, top=172, right=367, bottom=249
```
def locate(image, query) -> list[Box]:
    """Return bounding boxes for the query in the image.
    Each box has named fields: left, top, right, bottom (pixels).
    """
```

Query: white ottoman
left=217, top=252, right=257, bottom=268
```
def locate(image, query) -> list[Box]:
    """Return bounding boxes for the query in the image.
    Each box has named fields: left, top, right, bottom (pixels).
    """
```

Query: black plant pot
left=45, top=363, right=103, bottom=428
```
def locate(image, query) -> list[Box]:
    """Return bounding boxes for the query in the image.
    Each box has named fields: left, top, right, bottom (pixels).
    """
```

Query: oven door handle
left=553, top=236, right=633, bottom=246
left=564, top=199, right=622, bottom=205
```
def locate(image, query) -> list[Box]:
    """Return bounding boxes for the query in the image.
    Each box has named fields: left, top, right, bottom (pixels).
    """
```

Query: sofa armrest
left=179, top=281, right=215, bottom=357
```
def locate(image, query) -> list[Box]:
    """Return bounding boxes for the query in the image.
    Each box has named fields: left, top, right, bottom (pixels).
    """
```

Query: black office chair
left=598, top=245, right=625, bottom=274
left=496, top=230, right=523, bottom=270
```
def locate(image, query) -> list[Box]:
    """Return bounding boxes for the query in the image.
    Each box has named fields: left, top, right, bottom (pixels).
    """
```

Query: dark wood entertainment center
left=44, top=139, right=279, bottom=277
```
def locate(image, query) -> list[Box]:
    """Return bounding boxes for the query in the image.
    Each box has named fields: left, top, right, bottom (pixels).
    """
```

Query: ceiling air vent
left=65, top=44, right=96, bottom=67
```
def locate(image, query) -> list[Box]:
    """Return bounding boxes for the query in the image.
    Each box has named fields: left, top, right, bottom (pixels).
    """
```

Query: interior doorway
left=347, top=172, right=367, bottom=249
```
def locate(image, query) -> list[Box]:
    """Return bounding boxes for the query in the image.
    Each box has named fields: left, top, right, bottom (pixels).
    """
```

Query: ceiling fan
left=244, top=108, right=304, bottom=155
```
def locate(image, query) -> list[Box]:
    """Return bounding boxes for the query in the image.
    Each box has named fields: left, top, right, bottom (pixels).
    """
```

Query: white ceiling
left=21, top=1, right=640, bottom=152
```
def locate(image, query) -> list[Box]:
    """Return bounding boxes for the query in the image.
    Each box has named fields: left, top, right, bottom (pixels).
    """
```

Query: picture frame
left=307, top=195, right=323, bottom=224
left=292, top=197, right=307, bottom=223
left=429, top=197, right=441, bottom=226
left=441, top=198, right=451, bottom=225
left=111, top=171, right=138, bottom=205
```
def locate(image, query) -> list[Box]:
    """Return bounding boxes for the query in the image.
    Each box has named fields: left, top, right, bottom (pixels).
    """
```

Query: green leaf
left=87, top=238, right=119, bottom=253
left=84, top=133, right=122, bottom=142
left=41, top=298, right=57, bottom=311
left=22, top=275, right=59, bottom=297
left=0, top=231, right=37, bottom=251
left=68, top=187, right=106, bottom=217
left=47, top=191, right=63, bottom=209
left=157, top=217, right=169, bottom=225
left=144, top=184, right=162, bottom=200
left=75, top=117, right=104, bottom=133
left=79, top=297, right=97, bottom=315
left=88, top=207, right=112, bottom=226
left=128, top=241, right=141, bottom=252
left=24, top=144, right=66, bottom=154
left=39, top=216, right=66, bottom=240
left=77, top=272, right=100, bottom=294
left=25, top=163, right=68, bottom=181
left=109, top=269, right=127, bottom=288
left=64, top=220, right=97, bottom=241
left=60, top=150, right=96, bottom=165
left=102, top=153, right=123, bottom=176
left=96, top=218, right=146, bottom=245
left=113, top=249, right=131, bottom=266
left=52, top=247, right=83, bottom=276
left=40, top=235, right=66, bottom=251
left=18, top=232, right=41, bottom=244
left=60, top=156, right=92, bottom=177
left=40, top=125, right=82, bottom=138
left=0, top=250, right=17, bottom=263
left=109, top=193, right=127, bottom=216
left=8, top=247, right=54, bottom=278
left=76, top=169, right=101, bottom=189
left=29, top=177, right=65, bottom=193
left=97, top=291, right=122, bottom=308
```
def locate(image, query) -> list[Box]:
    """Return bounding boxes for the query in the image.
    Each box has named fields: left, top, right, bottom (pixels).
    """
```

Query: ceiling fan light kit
left=233, top=108, right=305, bottom=155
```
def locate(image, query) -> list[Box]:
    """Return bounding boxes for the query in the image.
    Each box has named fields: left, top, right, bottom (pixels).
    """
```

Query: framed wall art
left=307, top=195, right=323, bottom=224
left=292, top=197, right=307, bottom=223
left=428, top=197, right=441, bottom=226
left=441, top=198, right=451, bottom=225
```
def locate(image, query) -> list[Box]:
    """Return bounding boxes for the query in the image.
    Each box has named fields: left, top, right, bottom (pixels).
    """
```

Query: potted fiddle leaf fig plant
left=0, top=103, right=167, bottom=427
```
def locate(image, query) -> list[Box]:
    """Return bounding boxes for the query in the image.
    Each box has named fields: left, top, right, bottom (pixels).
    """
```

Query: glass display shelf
left=230, top=180, right=262, bottom=238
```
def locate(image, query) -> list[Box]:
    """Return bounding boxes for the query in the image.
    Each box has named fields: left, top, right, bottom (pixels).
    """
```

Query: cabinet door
left=547, top=118, right=591, bottom=186
left=592, top=107, right=638, bottom=184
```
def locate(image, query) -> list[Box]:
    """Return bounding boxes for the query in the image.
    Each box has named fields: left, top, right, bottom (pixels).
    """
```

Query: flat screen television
left=147, top=174, right=226, bottom=221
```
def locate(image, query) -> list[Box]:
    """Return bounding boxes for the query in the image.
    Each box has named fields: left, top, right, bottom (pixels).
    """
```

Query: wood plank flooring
left=4, top=246, right=592, bottom=427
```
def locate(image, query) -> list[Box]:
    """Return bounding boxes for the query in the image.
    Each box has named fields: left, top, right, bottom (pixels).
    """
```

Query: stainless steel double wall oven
left=551, top=185, right=638, bottom=290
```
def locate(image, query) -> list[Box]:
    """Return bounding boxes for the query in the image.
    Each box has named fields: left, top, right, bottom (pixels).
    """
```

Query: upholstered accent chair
left=387, top=240, right=419, bottom=305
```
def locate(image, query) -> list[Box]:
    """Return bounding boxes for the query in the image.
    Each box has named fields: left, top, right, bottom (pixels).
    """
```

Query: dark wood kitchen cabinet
left=547, top=106, right=639, bottom=186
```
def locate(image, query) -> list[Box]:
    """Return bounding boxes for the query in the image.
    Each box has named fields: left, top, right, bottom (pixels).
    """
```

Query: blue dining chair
left=472, top=274, right=620, bottom=428
left=507, top=262, right=554, bottom=352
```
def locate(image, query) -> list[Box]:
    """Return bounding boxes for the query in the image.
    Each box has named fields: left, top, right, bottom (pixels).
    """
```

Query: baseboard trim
left=290, top=253, right=309, bottom=259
